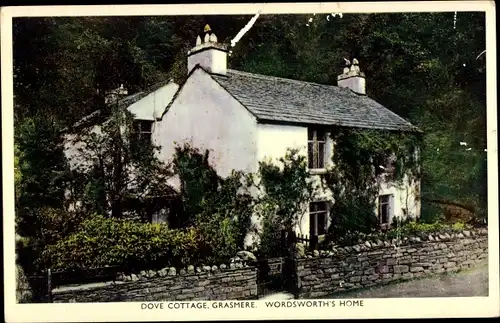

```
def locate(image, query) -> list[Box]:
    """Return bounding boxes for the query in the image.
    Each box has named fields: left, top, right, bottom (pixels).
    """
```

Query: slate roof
left=66, top=79, right=173, bottom=132
left=210, top=69, right=419, bottom=132
left=115, top=79, right=173, bottom=110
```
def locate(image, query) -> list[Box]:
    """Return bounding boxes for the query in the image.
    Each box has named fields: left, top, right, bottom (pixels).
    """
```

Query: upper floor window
left=375, top=154, right=397, bottom=177
left=134, top=120, right=153, bottom=144
left=308, top=129, right=326, bottom=169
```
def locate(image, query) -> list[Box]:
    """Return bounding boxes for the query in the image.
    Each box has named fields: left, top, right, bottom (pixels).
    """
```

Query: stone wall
left=295, top=228, right=488, bottom=298
left=52, top=262, right=257, bottom=303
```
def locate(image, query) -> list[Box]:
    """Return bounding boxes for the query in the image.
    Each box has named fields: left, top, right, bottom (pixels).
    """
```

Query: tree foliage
left=68, top=106, right=175, bottom=220
left=40, top=214, right=204, bottom=271
left=324, top=128, right=422, bottom=243
left=171, top=144, right=254, bottom=262
left=15, top=115, right=70, bottom=239
left=255, top=149, right=315, bottom=257
left=13, top=13, right=487, bottom=269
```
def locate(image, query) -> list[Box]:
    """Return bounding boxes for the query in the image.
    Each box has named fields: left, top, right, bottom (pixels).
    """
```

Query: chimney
left=105, top=84, right=128, bottom=105
left=337, top=58, right=366, bottom=95
left=187, top=24, right=228, bottom=75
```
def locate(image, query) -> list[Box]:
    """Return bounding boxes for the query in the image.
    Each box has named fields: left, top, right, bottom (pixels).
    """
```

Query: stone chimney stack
left=105, top=84, right=128, bottom=105
left=337, top=58, right=366, bottom=95
left=187, top=24, right=228, bottom=75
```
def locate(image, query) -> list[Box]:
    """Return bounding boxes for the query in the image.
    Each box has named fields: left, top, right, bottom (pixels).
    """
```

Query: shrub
left=40, top=214, right=204, bottom=271
left=329, top=219, right=471, bottom=247
left=16, top=207, right=86, bottom=274
left=401, top=221, right=447, bottom=235
left=324, top=127, right=421, bottom=245
left=451, top=221, right=467, bottom=231
left=391, top=220, right=470, bottom=237
left=172, top=143, right=219, bottom=228
left=196, top=213, right=240, bottom=263
left=255, top=149, right=314, bottom=257
left=258, top=149, right=314, bottom=231
left=172, top=144, right=254, bottom=260
left=328, top=195, right=379, bottom=244
left=254, top=200, right=286, bottom=258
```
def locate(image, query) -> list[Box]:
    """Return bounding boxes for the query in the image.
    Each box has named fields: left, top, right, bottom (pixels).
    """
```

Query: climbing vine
left=324, top=126, right=422, bottom=245
left=255, top=149, right=315, bottom=257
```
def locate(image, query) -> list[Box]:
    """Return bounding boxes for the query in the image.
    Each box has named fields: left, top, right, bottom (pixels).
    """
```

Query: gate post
left=47, top=269, right=53, bottom=303
left=310, top=234, right=319, bottom=252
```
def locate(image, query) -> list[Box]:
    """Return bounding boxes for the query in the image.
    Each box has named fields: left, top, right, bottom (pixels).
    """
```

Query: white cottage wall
left=154, top=68, right=259, bottom=185
left=378, top=175, right=421, bottom=223
left=255, top=123, right=308, bottom=238
left=127, top=83, right=179, bottom=120
left=255, top=124, right=336, bottom=239
left=63, top=125, right=103, bottom=170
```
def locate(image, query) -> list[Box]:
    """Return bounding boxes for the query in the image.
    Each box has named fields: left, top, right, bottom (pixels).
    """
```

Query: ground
left=260, top=262, right=489, bottom=300
left=328, top=262, right=488, bottom=298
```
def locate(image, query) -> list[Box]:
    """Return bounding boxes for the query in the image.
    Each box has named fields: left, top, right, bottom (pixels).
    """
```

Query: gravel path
left=327, top=262, right=489, bottom=298
left=260, top=263, right=489, bottom=300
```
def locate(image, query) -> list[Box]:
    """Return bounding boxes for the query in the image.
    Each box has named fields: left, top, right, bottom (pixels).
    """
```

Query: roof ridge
left=226, top=68, right=344, bottom=90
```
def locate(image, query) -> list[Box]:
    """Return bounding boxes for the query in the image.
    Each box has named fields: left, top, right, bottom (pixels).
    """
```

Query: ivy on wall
left=324, top=126, right=423, bottom=244
left=253, top=149, right=315, bottom=257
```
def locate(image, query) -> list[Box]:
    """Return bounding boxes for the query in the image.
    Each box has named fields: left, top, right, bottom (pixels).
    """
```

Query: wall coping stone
left=297, top=228, right=487, bottom=259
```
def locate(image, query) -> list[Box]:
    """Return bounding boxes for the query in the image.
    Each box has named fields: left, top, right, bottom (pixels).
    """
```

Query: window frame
left=309, top=201, right=328, bottom=237
left=134, top=120, right=154, bottom=144
left=378, top=194, right=393, bottom=225
left=376, top=154, right=397, bottom=177
left=308, top=129, right=327, bottom=170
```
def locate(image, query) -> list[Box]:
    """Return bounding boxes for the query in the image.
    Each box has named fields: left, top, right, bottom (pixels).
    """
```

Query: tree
left=13, top=12, right=487, bottom=230
left=170, top=143, right=254, bottom=261
left=15, top=115, right=70, bottom=238
left=68, top=105, right=176, bottom=220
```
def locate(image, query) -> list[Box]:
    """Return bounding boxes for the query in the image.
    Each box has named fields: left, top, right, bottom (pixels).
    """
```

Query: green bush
left=40, top=214, right=204, bottom=271
left=254, top=200, right=286, bottom=258
left=255, top=149, right=314, bottom=257
left=196, top=213, right=240, bottom=263
left=391, top=220, right=470, bottom=237
left=16, top=207, right=86, bottom=274
left=451, top=221, right=467, bottom=231
left=328, top=195, right=379, bottom=244
left=258, top=149, right=314, bottom=231
left=172, top=144, right=254, bottom=260
left=399, top=221, right=447, bottom=235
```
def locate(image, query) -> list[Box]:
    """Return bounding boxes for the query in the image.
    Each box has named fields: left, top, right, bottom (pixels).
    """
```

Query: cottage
left=64, top=25, right=421, bottom=246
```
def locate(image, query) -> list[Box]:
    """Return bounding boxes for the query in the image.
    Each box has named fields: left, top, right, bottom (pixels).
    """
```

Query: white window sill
left=309, top=168, right=327, bottom=175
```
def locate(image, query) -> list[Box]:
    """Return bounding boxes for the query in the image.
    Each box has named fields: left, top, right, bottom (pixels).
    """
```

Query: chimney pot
left=187, top=25, right=228, bottom=75
left=209, top=33, right=218, bottom=43
left=337, top=57, right=366, bottom=95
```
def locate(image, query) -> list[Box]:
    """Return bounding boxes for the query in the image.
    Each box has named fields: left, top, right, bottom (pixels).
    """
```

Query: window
left=308, top=129, right=326, bottom=169
left=378, top=194, right=393, bottom=225
left=375, top=154, right=396, bottom=176
left=309, top=201, right=328, bottom=237
left=134, top=120, right=153, bottom=144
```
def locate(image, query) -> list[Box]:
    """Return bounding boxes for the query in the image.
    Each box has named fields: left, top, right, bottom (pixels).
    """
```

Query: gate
left=256, top=230, right=317, bottom=299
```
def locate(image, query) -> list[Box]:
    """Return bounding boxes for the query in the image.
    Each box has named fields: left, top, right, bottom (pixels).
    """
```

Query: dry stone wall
left=295, top=228, right=488, bottom=298
left=52, top=256, right=257, bottom=302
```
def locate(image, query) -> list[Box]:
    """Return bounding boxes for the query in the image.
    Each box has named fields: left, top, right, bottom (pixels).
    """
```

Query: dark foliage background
left=12, top=13, right=487, bottom=275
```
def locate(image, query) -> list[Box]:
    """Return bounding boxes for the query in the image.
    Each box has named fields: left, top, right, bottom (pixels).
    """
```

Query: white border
left=2, top=2, right=498, bottom=322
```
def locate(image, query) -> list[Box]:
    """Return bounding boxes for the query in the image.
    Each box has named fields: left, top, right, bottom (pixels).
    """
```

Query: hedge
left=40, top=214, right=205, bottom=271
